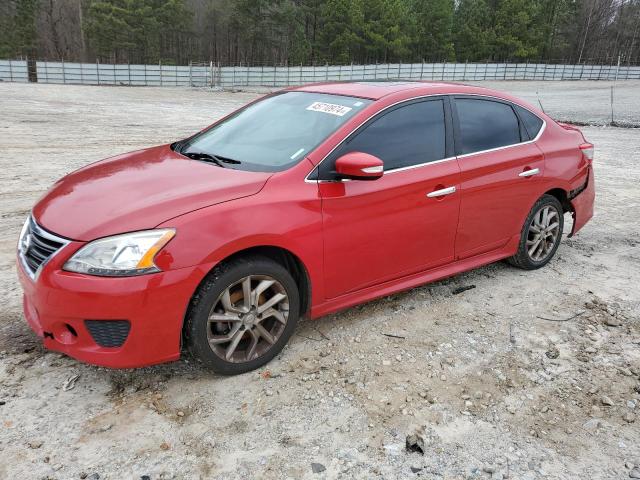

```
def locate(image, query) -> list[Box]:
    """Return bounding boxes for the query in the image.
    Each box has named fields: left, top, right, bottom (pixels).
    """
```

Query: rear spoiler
left=557, top=121, right=589, bottom=144
left=557, top=122, right=582, bottom=132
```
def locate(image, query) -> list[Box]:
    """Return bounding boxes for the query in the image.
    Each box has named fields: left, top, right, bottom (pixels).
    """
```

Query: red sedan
left=17, top=82, right=595, bottom=374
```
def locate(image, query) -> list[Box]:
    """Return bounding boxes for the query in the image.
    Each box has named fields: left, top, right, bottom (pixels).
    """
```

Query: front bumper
left=17, top=243, right=209, bottom=368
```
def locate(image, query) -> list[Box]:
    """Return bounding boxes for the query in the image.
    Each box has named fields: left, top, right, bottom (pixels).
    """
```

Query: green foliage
left=362, top=0, right=412, bottom=62
left=453, top=0, right=493, bottom=61
left=412, top=0, right=455, bottom=61
left=0, top=0, right=39, bottom=58
left=1, top=0, right=638, bottom=65
left=317, top=0, right=365, bottom=63
left=492, top=0, right=541, bottom=60
left=85, top=0, right=192, bottom=63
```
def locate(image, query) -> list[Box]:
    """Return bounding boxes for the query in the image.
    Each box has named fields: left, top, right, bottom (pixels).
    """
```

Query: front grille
left=85, top=320, right=131, bottom=348
left=19, top=216, right=68, bottom=277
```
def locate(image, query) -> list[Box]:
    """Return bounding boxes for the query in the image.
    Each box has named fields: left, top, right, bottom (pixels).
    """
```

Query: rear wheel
left=185, top=256, right=300, bottom=375
left=509, top=194, right=564, bottom=270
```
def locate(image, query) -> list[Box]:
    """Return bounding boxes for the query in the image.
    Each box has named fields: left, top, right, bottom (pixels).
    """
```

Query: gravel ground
left=0, top=82, right=639, bottom=480
left=477, top=80, right=640, bottom=126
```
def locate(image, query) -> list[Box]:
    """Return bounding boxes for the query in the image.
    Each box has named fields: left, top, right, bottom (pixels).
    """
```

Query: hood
left=33, top=145, right=272, bottom=241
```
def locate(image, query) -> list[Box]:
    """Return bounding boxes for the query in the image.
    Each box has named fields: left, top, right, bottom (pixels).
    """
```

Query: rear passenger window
left=514, top=105, right=544, bottom=140
left=455, top=98, right=521, bottom=155
left=319, top=99, right=446, bottom=179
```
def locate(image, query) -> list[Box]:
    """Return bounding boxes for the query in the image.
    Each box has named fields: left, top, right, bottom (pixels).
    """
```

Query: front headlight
left=63, top=229, right=175, bottom=276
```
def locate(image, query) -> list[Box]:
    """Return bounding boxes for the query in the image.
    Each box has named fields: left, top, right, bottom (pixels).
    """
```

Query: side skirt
left=310, top=234, right=520, bottom=319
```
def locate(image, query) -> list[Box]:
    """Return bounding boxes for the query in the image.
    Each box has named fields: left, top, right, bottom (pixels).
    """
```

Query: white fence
left=218, top=63, right=640, bottom=86
left=2, top=59, right=640, bottom=87
left=0, top=60, right=29, bottom=82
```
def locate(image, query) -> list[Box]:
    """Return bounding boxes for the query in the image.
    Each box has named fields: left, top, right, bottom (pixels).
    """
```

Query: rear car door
left=314, top=97, right=461, bottom=298
left=452, top=96, right=546, bottom=259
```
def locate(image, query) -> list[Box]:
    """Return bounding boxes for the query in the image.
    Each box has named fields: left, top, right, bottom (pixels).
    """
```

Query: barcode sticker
left=306, top=102, right=352, bottom=116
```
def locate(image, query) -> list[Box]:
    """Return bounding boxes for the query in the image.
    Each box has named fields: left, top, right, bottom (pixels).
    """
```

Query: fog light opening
left=65, top=324, right=78, bottom=337
left=51, top=323, right=79, bottom=345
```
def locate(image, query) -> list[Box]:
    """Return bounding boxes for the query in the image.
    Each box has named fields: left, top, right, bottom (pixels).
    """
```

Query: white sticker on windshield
left=306, top=102, right=352, bottom=116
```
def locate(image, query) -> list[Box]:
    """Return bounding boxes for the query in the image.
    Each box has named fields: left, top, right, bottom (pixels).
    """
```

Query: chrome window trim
left=383, top=155, right=457, bottom=174
left=304, top=92, right=546, bottom=183
left=18, top=215, right=70, bottom=281
left=455, top=120, right=546, bottom=159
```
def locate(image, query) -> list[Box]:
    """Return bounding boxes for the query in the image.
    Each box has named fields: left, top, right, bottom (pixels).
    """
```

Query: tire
left=184, top=255, right=300, bottom=375
left=508, top=194, right=564, bottom=270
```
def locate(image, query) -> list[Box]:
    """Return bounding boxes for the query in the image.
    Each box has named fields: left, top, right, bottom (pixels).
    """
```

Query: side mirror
left=334, top=152, right=384, bottom=180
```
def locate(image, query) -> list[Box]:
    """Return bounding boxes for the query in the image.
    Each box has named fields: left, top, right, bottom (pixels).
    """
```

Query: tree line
left=1, top=0, right=639, bottom=66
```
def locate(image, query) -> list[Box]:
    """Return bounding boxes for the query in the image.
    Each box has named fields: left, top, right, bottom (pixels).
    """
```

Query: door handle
left=519, top=168, right=540, bottom=178
left=427, top=186, right=456, bottom=198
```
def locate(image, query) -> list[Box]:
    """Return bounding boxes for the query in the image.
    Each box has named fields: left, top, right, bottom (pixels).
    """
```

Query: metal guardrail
left=1, top=60, right=639, bottom=86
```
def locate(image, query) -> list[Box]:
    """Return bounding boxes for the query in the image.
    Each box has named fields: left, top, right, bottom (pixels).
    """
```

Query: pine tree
left=317, top=0, right=364, bottom=63
left=412, top=0, right=455, bottom=61
left=0, top=0, right=39, bottom=58
left=453, top=0, right=493, bottom=61
left=492, top=0, right=541, bottom=60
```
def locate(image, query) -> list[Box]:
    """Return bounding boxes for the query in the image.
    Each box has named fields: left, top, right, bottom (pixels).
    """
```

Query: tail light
left=580, top=143, right=594, bottom=161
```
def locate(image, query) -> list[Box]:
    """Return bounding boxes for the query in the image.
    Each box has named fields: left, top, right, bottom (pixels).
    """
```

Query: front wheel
left=184, top=256, right=300, bottom=375
left=508, top=194, right=564, bottom=270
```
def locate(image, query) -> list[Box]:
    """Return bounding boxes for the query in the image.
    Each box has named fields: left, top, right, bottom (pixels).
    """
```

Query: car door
left=452, top=96, right=546, bottom=259
left=314, top=97, right=461, bottom=299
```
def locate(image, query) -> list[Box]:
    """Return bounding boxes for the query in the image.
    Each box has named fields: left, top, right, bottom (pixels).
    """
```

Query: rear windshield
left=179, top=92, right=371, bottom=172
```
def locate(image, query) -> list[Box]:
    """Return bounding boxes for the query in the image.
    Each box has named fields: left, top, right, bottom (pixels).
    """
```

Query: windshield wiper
left=182, top=151, right=241, bottom=168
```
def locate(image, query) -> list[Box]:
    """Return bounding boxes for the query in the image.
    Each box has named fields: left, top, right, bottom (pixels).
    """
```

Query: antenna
left=536, top=90, right=546, bottom=114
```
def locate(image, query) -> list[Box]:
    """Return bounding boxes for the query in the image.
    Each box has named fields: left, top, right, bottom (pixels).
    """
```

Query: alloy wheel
left=526, top=205, right=561, bottom=262
left=206, top=275, right=289, bottom=363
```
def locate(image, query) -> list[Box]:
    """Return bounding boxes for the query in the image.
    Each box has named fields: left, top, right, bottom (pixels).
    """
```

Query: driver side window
left=317, top=99, right=447, bottom=180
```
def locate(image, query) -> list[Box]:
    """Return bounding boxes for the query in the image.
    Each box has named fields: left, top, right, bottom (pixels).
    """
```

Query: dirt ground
left=0, top=81, right=639, bottom=480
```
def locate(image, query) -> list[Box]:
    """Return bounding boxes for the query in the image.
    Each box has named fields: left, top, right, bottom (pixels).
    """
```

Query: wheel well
left=210, top=246, right=311, bottom=318
left=545, top=188, right=572, bottom=214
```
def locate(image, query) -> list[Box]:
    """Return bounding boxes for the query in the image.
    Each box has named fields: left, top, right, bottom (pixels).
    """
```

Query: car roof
left=288, top=81, right=494, bottom=100
left=287, top=80, right=542, bottom=115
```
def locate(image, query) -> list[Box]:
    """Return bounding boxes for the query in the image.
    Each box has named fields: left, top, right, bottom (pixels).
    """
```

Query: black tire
left=184, top=255, right=300, bottom=375
left=508, top=194, right=564, bottom=270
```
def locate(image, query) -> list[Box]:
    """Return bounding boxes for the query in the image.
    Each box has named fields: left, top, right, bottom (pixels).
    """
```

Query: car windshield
left=179, top=92, right=372, bottom=172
